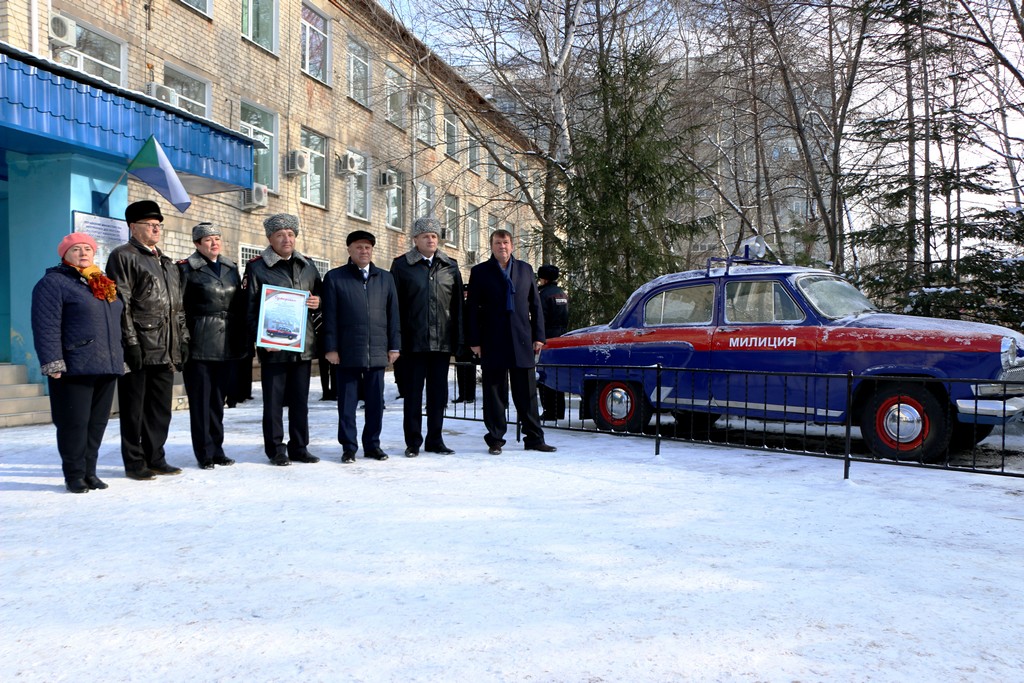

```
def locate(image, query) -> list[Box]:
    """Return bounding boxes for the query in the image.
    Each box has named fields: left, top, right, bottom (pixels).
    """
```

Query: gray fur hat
left=191, top=222, right=221, bottom=242
left=412, top=217, right=441, bottom=237
left=264, top=213, right=299, bottom=238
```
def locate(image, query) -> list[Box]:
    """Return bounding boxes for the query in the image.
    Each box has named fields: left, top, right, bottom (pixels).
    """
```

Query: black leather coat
left=105, top=237, right=188, bottom=367
left=390, top=249, right=463, bottom=354
left=179, top=252, right=247, bottom=362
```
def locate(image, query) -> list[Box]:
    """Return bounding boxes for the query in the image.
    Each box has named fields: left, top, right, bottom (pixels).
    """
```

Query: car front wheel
left=590, top=381, right=651, bottom=433
left=860, top=383, right=952, bottom=463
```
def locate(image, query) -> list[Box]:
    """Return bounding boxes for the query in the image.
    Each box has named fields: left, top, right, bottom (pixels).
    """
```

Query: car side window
left=725, top=280, right=805, bottom=324
left=644, top=284, right=715, bottom=326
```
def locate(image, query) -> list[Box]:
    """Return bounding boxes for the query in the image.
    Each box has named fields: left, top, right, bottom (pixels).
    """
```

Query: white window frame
left=301, top=3, right=330, bottom=84
left=466, top=204, right=480, bottom=259
left=176, top=0, right=211, bottom=16
left=53, top=20, right=125, bottom=86
left=415, top=90, right=435, bottom=145
left=240, top=101, right=277, bottom=192
left=384, top=66, right=406, bottom=128
left=443, top=195, right=459, bottom=246
left=348, top=38, right=370, bottom=107
left=309, top=256, right=331, bottom=277
left=242, top=0, right=278, bottom=52
left=444, top=107, right=459, bottom=160
left=384, top=169, right=405, bottom=232
left=416, top=182, right=435, bottom=220
left=347, top=150, right=370, bottom=220
left=300, top=128, right=327, bottom=208
left=468, top=136, right=480, bottom=173
left=164, top=65, right=209, bottom=117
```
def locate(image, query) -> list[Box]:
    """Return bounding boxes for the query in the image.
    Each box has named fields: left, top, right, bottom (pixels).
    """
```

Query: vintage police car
left=538, top=259, right=1024, bottom=462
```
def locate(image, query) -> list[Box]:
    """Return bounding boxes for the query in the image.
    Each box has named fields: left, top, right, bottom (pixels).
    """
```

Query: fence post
left=655, top=364, right=662, bottom=456
left=844, top=371, right=853, bottom=480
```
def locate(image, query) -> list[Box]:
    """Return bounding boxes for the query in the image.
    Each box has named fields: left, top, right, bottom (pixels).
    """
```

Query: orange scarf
left=67, top=262, right=118, bottom=303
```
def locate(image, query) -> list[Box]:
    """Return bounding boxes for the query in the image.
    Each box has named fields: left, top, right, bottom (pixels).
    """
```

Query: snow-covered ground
left=3, top=377, right=1024, bottom=682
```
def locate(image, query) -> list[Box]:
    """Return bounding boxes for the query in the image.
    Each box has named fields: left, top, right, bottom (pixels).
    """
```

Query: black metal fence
left=444, top=361, right=1024, bottom=479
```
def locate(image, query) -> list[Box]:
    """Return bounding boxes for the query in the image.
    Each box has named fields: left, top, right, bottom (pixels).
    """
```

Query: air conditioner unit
left=241, top=183, right=269, bottom=210
left=335, top=154, right=358, bottom=177
left=378, top=170, right=399, bottom=188
left=285, top=150, right=310, bottom=175
left=49, top=15, right=77, bottom=49
left=145, top=82, right=179, bottom=106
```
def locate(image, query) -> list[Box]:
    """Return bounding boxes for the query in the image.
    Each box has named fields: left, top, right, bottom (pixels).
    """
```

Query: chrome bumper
left=956, top=396, right=1024, bottom=420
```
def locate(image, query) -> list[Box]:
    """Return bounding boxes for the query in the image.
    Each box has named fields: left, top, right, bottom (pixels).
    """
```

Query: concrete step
left=0, top=364, right=29, bottom=385
left=0, top=394, right=51, bottom=414
left=0, top=410, right=54, bottom=428
left=0, top=383, right=45, bottom=399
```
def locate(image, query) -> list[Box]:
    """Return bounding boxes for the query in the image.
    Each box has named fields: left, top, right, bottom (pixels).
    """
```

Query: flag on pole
left=126, top=135, right=192, bottom=212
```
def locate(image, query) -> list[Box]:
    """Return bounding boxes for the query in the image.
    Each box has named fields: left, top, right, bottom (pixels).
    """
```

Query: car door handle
left=634, top=329, right=653, bottom=336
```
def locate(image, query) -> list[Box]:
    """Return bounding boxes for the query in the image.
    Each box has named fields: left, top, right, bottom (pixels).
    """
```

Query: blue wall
left=7, top=151, right=126, bottom=383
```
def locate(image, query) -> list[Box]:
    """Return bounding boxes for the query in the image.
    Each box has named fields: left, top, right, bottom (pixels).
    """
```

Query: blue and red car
left=538, top=259, right=1024, bottom=461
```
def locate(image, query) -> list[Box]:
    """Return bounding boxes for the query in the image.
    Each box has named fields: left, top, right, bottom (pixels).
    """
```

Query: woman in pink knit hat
left=31, top=232, right=125, bottom=493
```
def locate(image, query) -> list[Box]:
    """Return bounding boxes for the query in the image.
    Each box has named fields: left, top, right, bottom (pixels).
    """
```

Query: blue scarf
left=501, top=258, right=516, bottom=312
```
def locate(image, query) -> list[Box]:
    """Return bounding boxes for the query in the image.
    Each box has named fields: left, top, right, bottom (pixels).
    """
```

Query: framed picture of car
left=256, top=284, right=308, bottom=352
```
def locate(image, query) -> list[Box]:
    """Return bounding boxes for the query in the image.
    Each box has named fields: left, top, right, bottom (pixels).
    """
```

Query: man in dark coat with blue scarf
left=465, top=229, right=556, bottom=455
left=322, top=230, right=400, bottom=463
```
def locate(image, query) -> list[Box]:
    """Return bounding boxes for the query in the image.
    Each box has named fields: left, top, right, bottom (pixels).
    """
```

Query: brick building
left=0, top=0, right=543, bottom=389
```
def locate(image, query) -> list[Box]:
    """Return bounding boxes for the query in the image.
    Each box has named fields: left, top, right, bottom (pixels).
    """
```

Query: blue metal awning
left=0, top=42, right=254, bottom=193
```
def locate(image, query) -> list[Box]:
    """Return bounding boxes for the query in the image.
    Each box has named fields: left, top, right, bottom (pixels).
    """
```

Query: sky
left=2, top=377, right=1024, bottom=682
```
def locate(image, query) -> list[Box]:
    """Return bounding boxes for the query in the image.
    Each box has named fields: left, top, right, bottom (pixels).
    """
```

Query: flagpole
left=98, top=170, right=129, bottom=210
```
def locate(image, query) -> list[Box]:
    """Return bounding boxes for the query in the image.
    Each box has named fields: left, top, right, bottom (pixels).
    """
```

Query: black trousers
left=48, top=374, right=117, bottom=482
left=402, top=351, right=450, bottom=450
left=261, top=361, right=312, bottom=459
left=336, top=366, right=385, bottom=453
left=455, top=352, right=477, bottom=401
left=480, top=366, right=545, bottom=449
left=538, top=383, right=566, bottom=419
left=318, top=354, right=335, bottom=400
left=117, top=365, right=175, bottom=473
left=183, top=359, right=230, bottom=465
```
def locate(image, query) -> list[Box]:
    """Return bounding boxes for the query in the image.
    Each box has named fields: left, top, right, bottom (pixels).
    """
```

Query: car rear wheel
left=590, top=381, right=651, bottom=433
left=860, top=383, right=952, bottom=463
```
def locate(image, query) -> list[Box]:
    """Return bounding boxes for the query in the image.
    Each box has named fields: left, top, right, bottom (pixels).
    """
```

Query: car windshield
left=796, top=275, right=878, bottom=319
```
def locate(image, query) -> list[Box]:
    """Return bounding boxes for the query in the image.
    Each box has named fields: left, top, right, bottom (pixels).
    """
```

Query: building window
left=178, top=0, right=210, bottom=15
left=301, top=3, right=329, bottom=83
left=468, top=136, right=480, bottom=173
left=505, top=154, right=515, bottom=192
left=385, top=67, right=405, bottom=128
left=347, top=151, right=369, bottom=220
left=443, top=195, right=459, bottom=245
left=415, top=90, right=434, bottom=145
left=240, top=102, right=276, bottom=190
left=486, top=155, right=500, bottom=185
left=487, top=214, right=499, bottom=239
left=300, top=128, right=327, bottom=207
left=466, top=204, right=480, bottom=261
left=310, top=256, right=331, bottom=276
left=444, top=107, right=459, bottom=159
left=242, top=0, right=276, bottom=51
left=385, top=170, right=405, bottom=231
left=177, top=0, right=208, bottom=13
left=53, top=21, right=123, bottom=86
left=348, top=39, right=370, bottom=106
left=416, top=182, right=435, bottom=219
left=164, top=66, right=208, bottom=117
left=240, top=244, right=262, bottom=264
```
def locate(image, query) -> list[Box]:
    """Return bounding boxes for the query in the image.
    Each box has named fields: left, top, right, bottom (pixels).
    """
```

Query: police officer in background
left=537, top=264, right=569, bottom=421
